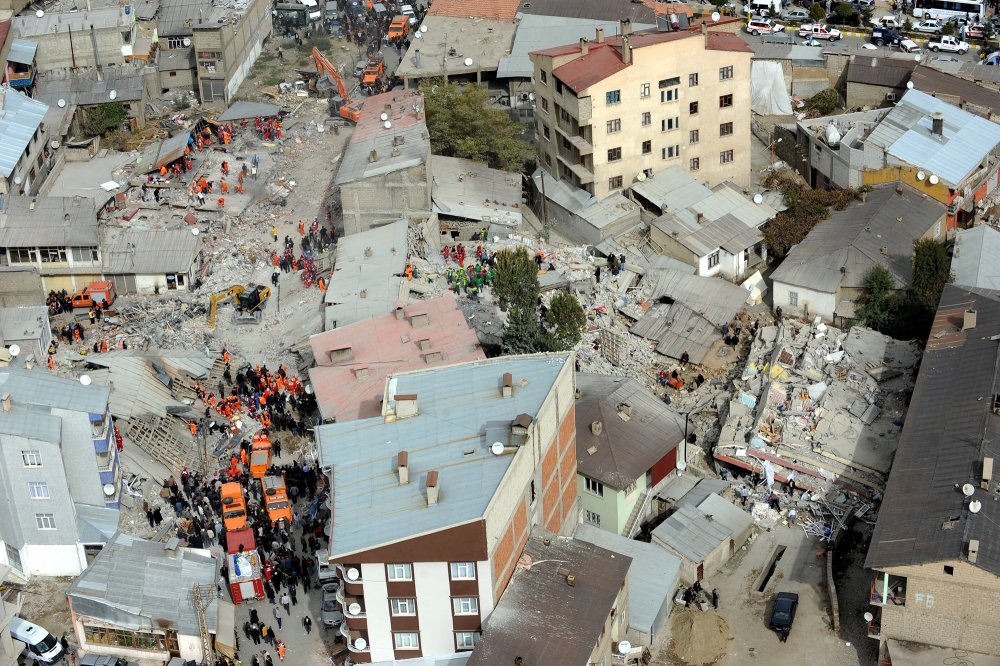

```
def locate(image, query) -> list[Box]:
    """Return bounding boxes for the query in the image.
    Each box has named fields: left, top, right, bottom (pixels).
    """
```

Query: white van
left=11, top=617, right=64, bottom=664
left=746, top=0, right=781, bottom=15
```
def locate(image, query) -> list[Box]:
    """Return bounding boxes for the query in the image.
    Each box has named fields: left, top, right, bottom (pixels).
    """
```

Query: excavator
left=311, top=47, right=363, bottom=123
left=207, top=284, right=271, bottom=329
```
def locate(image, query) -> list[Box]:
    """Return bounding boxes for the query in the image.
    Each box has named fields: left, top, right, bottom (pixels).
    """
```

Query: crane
left=311, top=47, right=363, bottom=123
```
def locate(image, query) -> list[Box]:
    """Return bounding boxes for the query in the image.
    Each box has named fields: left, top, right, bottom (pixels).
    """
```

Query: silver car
left=322, top=582, right=345, bottom=627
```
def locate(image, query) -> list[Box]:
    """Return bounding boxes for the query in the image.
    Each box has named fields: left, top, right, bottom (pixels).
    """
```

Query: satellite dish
left=906, top=81, right=914, bottom=89
left=109, top=90, right=117, bottom=100
left=354, top=638, right=367, bottom=650
left=711, top=10, right=720, bottom=20
left=50, top=140, right=60, bottom=150
left=929, top=174, right=939, bottom=185
left=420, top=24, right=427, bottom=32
left=753, top=193, right=764, bottom=204
left=103, top=483, right=116, bottom=497
left=80, top=375, right=92, bottom=386
left=380, top=112, right=389, bottom=121
left=57, top=99, right=66, bottom=108
left=970, top=500, right=982, bottom=513
left=490, top=441, right=504, bottom=455
left=618, top=641, right=632, bottom=655
left=415, top=32, right=421, bottom=39
left=13, top=176, right=22, bottom=185
left=8, top=345, right=19, bottom=357
left=528, top=92, right=535, bottom=101
left=962, top=483, right=976, bottom=497
left=35, top=9, right=43, bottom=17
left=235, top=419, right=243, bottom=429
left=916, top=171, right=925, bottom=181
left=183, top=37, right=192, bottom=47
left=191, top=228, right=200, bottom=235
left=636, top=171, right=646, bottom=182
left=863, top=612, right=874, bottom=622
left=384, top=120, right=392, bottom=129
left=915, top=54, right=922, bottom=62
left=348, top=602, right=362, bottom=615
left=464, top=57, right=473, bottom=66
left=347, top=567, right=360, bottom=581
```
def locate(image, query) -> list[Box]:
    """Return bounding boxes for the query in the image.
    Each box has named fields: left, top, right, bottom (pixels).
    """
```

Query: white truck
left=796, top=23, right=843, bottom=39
left=927, top=35, right=970, bottom=53
left=871, top=15, right=902, bottom=29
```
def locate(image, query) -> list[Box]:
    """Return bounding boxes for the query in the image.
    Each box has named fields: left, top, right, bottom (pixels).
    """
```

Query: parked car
left=745, top=16, right=785, bottom=34
left=913, top=19, right=944, bottom=33
left=797, top=23, right=843, bottom=39
left=768, top=592, right=799, bottom=635
left=871, top=15, right=902, bottom=29
left=871, top=27, right=903, bottom=45
left=853, top=0, right=875, bottom=9
left=964, top=23, right=987, bottom=39
left=322, top=583, right=345, bottom=627
left=928, top=35, right=970, bottom=52
left=400, top=3, right=417, bottom=24
left=780, top=7, right=811, bottom=21
left=899, top=38, right=923, bottom=52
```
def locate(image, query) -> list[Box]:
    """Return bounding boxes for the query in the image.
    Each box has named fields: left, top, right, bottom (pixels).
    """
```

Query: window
left=642, top=140, right=652, bottom=155
left=84, top=625, right=178, bottom=653
left=390, top=598, right=417, bottom=615
left=708, top=251, right=720, bottom=268
left=387, top=563, right=412, bottom=580
left=788, top=291, right=799, bottom=306
left=71, top=247, right=99, bottom=262
left=606, top=90, right=621, bottom=105
left=689, top=101, right=699, bottom=115
left=662, top=117, right=679, bottom=132
left=689, top=130, right=700, bottom=144
left=38, top=247, right=67, bottom=263
left=585, top=477, right=604, bottom=497
left=540, top=69, right=548, bottom=83
left=5, top=545, right=22, bottom=574
left=608, top=176, right=623, bottom=190
left=720, top=122, right=734, bottom=137
left=640, top=82, right=650, bottom=98
left=167, top=37, right=186, bottom=49
left=663, top=145, right=680, bottom=159
left=540, top=97, right=548, bottom=111
left=543, top=125, right=550, bottom=140
left=641, top=111, right=651, bottom=126
left=394, top=633, right=420, bottom=650
left=9, top=248, right=36, bottom=264
left=35, top=514, right=55, bottom=530
left=688, top=73, right=699, bottom=87
left=544, top=154, right=552, bottom=166
left=934, top=222, right=942, bottom=238
left=584, top=510, right=601, bottom=526
left=720, top=150, right=734, bottom=164
left=690, top=157, right=701, bottom=171
left=450, top=562, right=476, bottom=580
left=555, top=79, right=564, bottom=95
left=28, top=482, right=48, bottom=499
left=452, top=597, right=479, bottom=615
left=559, top=108, right=571, bottom=123
left=720, top=94, right=733, bottom=108
left=720, top=65, right=734, bottom=80
left=660, top=88, right=678, bottom=103
left=198, top=61, right=217, bottom=73
left=607, top=118, right=621, bottom=133
left=196, top=51, right=222, bottom=60
left=658, top=76, right=681, bottom=88
left=607, top=147, right=622, bottom=162
left=21, top=450, right=41, bottom=467
left=455, top=632, right=480, bottom=650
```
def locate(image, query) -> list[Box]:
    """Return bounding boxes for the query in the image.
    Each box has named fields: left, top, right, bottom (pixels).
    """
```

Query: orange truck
left=71, top=281, right=117, bottom=309
left=262, top=476, right=293, bottom=528
left=221, top=482, right=248, bottom=531
left=387, top=15, right=409, bottom=40
left=249, top=433, right=273, bottom=480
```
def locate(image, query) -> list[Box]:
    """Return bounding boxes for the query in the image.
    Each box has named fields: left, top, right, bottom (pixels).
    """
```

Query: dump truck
left=262, top=475, right=293, bottom=527
left=361, top=52, right=385, bottom=88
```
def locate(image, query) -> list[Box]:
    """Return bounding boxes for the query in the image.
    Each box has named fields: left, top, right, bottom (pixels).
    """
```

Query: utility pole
left=539, top=169, right=549, bottom=227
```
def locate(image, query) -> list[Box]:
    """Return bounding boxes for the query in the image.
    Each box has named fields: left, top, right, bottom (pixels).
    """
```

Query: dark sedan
left=768, top=592, right=799, bottom=634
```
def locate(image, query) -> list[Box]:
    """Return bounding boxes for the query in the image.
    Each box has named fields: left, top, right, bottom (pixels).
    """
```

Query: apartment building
left=0, top=369, right=121, bottom=578
left=315, top=354, right=578, bottom=663
left=10, top=7, right=137, bottom=71
left=191, top=0, right=273, bottom=105
left=530, top=21, right=752, bottom=202
left=865, top=284, right=1000, bottom=660
left=0, top=88, right=52, bottom=202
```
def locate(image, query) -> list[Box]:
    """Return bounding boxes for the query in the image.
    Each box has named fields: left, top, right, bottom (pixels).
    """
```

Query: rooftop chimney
left=969, top=539, right=980, bottom=564
left=620, top=18, right=632, bottom=36
left=591, top=420, right=603, bottom=435
left=396, top=393, right=419, bottom=419
left=394, top=306, right=405, bottom=320
left=426, top=470, right=439, bottom=505
left=621, top=36, right=631, bottom=65
left=566, top=573, right=576, bottom=586
left=964, top=309, right=977, bottom=330
left=580, top=37, right=589, bottom=56
left=502, top=372, right=514, bottom=397
left=409, top=313, right=429, bottom=328
left=931, top=112, right=944, bottom=137
left=1, top=393, right=10, bottom=412
left=982, top=457, right=994, bottom=490
left=352, top=366, right=370, bottom=379
left=398, top=451, right=410, bottom=485
left=595, top=26, right=605, bottom=43
left=369, top=149, right=378, bottom=163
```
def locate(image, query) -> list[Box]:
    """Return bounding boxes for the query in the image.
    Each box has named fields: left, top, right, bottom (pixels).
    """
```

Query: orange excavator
left=311, top=47, right=363, bottom=123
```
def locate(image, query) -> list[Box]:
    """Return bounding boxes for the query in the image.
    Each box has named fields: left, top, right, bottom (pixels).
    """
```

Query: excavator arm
left=208, top=285, right=246, bottom=329
left=312, top=47, right=349, bottom=101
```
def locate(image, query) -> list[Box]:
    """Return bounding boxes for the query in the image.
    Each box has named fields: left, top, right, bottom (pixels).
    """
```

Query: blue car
left=768, top=592, right=799, bottom=634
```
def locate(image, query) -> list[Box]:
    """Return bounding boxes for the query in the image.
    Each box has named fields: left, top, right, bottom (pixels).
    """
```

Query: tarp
left=750, top=61, right=793, bottom=116
left=217, top=101, right=280, bottom=122
left=215, top=600, right=236, bottom=659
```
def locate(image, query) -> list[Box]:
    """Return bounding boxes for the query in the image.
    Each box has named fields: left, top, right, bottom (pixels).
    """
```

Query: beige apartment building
left=530, top=22, right=752, bottom=201
left=191, top=0, right=272, bottom=104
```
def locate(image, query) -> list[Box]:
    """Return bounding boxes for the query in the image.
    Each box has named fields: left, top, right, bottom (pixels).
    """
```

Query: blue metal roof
left=7, top=40, right=37, bottom=65
left=0, top=88, right=48, bottom=178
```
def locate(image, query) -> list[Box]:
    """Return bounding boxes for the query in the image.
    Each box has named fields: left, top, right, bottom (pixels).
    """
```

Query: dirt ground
left=19, top=576, right=74, bottom=647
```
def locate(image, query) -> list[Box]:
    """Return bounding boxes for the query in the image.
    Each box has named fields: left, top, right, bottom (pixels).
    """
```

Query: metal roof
left=866, top=285, right=1000, bottom=577
left=133, top=0, right=160, bottom=20
left=35, top=65, right=145, bottom=108
left=427, top=0, right=519, bottom=21
left=67, top=532, right=219, bottom=637
left=217, top=101, right=280, bottom=121
left=770, top=186, right=945, bottom=293
left=576, top=523, right=681, bottom=639
left=75, top=503, right=121, bottom=544
left=80, top=350, right=213, bottom=418
left=865, top=89, right=1000, bottom=188
left=101, top=228, right=201, bottom=275
left=322, top=220, right=409, bottom=331
left=951, top=226, right=1000, bottom=291
left=335, top=91, right=429, bottom=186
left=157, top=0, right=213, bottom=35
left=0, top=410, right=61, bottom=442
left=12, top=7, right=127, bottom=36
left=0, top=268, right=43, bottom=307
left=0, top=88, right=48, bottom=179
left=646, top=267, right=749, bottom=327
left=910, top=64, right=1000, bottom=117
left=466, top=531, right=631, bottom=666
left=517, top=0, right=658, bottom=23
left=0, top=367, right=109, bottom=415
left=396, top=16, right=516, bottom=80
left=846, top=55, right=916, bottom=88
left=134, top=131, right=192, bottom=174
left=0, top=196, right=98, bottom=247
left=0, top=305, right=48, bottom=347
left=7, top=39, right=36, bottom=65
left=651, top=493, right=751, bottom=563
left=315, top=354, right=569, bottom=558
left=575, top=373, right=685, bottom=490
left=430, top=155, right=522, bottom=226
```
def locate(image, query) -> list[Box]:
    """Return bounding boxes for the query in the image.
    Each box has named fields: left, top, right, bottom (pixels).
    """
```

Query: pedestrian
left=775, top=305, right=783, bottom=320
left=276, top=641, right=286, bottom=661
left=271, top=270, right=279, bottom=287
left=712, top=588, right=719, bottom=609
left=273, top=606, right=282, bottom=630
left=260, top=623, right=271, bottom=645
left=249, top=623, right=261, bottom=645
left=780, top=625, right=790, bottom=642
left=595, top=266, right=601, bottom=283
left=302, top=615, right=312, bottom=634
left=272, top=225, right=278, bottom=242
left=281, top=592, right=290, bottom=614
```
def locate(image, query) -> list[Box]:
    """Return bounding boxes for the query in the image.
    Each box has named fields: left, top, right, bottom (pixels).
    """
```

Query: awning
left=8, top=40, right=37, bottom=65
left=215, top=600, right=236, bottom=659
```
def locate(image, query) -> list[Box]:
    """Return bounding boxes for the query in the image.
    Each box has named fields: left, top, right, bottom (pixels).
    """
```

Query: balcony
left=557, top=156, right=595, bottom=185
left=5, top=65, right=33, bottom=89
left=554, top=123, right=592, bottom=155
left=870, top=573, right=906, bottom=606
left=342, top=624, right=370, bottom=654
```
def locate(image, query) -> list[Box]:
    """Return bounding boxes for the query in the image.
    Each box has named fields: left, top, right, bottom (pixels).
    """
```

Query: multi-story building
left=10, top=7, right=138, bottom=71
left=191, top=0, right=272, bottom=105
left=315, top=353, right=578, bottom=663
left=0, top=88, right=52, bottom=203
left=530, top=21, right=752, bottom=202
left=865, top=283, right=1000, bottom=660
left=0, top=369, right=121, bottom=578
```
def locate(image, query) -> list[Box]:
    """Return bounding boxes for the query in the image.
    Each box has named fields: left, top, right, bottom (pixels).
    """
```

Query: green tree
left=941, top=21, right=956, bottom=36
left=492, top=247, right=539, bottom=312
left=910, top=238, right=949, bottom=312
left=809, top=3, right=827, bottom=20
left=834, top=2, right=854, bottom=18
left=760, top=177, right=860, bottom=258
left=421, top=81, right=535, bottom=172
left=857, top=265, right=897, bottom=333
left=542, top=292, right=587, bottom=351
left=807, top=88, right=840, bottom=115
left=902, top=17, right=914, bottom=33
left=503, top=306, right=541, bottom=355
left=79, top=103, right=127, bottom=137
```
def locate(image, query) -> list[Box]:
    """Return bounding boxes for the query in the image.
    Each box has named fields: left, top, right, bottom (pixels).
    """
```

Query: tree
left=760, top=177, right=860, bottom=258
left=910, top=238, right=949, bottom=312
left=421, top=81, right=535, bottom=172
left=543, top=292, right=587, bottom=351
left=503, top=305, right=541, bottom=355
left=79, top=103, right=127, bottom=137
left=492, top=247, right=539, bottom=312
left=857, top=265, right=897, bottom=333
left=807, top=88, right=839, bottom=115
left=834, top=2, right=855, bottom=18
left=809, top=3, right=827, bottom=20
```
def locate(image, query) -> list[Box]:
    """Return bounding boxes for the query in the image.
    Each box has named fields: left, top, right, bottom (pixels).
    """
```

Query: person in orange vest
left=48, top=355, right=55, bottom=371
left=189, top=420, right=198, bottom=436
left=223, top=347, right=230, bottom=363
left=235, top=181, right=244, bottom=194
left=239, top=448, right=248, bottom=465
left=199, top=177, right=208, bottom=191
left=276, top=641, right=286, bottom=661
left=404, top=264, right=413, bottom=281
left=100, top=339, right=108, bottom=353
left=221, top=160, right=229, bottom=176
left=298, top=220, right=305, bottom=236
left=220, top=179, right=229, bottom=194
left=217, top=197, right=225, bottom=209
left=208, top=394, right=217, bottom=408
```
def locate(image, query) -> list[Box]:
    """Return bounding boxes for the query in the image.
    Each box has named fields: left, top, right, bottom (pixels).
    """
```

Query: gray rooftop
left=0, top=196, right=98, bottom=247
left=79, top=350, right=213, bottom=418
left=0, top=368, right=109, bottom=414
left=395, top=16, right=516, bottom=80
left=40, top=152, right=132, bottom=210
left=431, top=155, right=522, bottom=226
left=335, top=123, right=429, bottom=186
left=0, top=268, right=44, bottom=307
left=7, top=40, right=37, bottom=66
left=951, top=226, right=1000, bottom=291
left=0, top=306, right=48, bottom=346
left=75, top=503, right=121, bottom=544
left=217, top=101, right=280, bottom=121
left=35, top=65, right=146, bottom=108
left=0, top=410, right=61, bottom=443
left=518, top=0, right=658, bottom=22
left=651, top=492, right=752, bottom=563
left=865, top=89, right=1000, bottom=188
left=530, top=167, right=640, bottom=230
left=316, top=354, right=569, bottom=558
left=102, top=228, right=202, bottom=275
left=770, top=186, right=945, bottom=294
left=0, top=88, right=49, bottom=179
left=322, top=220, right=409, bottom=330
left=135, top=131, right=192, bottom=174
left=12, top=7, right=129, bottom=36
left=67, top=532, right=218, bottom=636
left=157, top=0, right=213, bottom=36
left=133, top=0, right=160, bottom=20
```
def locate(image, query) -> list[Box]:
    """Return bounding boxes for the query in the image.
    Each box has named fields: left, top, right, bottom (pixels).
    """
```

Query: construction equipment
left=311, top=47, right=363, bottom=123
left=361, top=52, right=385, bottom=88
left=207, top=284, right=271, bottom=329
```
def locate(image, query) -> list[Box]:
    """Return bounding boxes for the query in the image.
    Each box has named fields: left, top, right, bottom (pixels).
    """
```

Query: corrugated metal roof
left=7, top=39, right=36, bottom=65
left=134, top=131, right=192, bottom=174
left=133, top=0, right=160, bottom=21
left=35, top=65, right=145, bottom=108
left=75, top=503, right=120, bottom=544
left=430, top=155, right=522, bottom=226
left=80, top=350, right=212, bottom=418
left=11, top=7, right=126, bottom=36
left=0, top=196, right=98, bottom=247
left=0, top=410, right=61, bottom=442
left=865, top=89, right=1000, bottom=187
left=847, top=55, right=916, bottom=87
left=911, top=65, right=1000, bottom=117
left=0, top=367, right=109, bottom=414
left=651, top=492, right=751, bottom=563
left=951, top=226, right=1000, bottom=291
left=315, top=354, right=569, bottom=558
left=646, top=268, right=749, bottom=326
left=575, top=373, right=685, bottom=490
left=0, top=88, right=49, bottom=179
left=518, top=0, right=657, bottom=23
left=102, top=228, right=202, bottom=275
left=157, top=0, right=212, bottom=35
left=217, top=101, right=279, bottom=121
left=335, top=117, right=428, bottom=186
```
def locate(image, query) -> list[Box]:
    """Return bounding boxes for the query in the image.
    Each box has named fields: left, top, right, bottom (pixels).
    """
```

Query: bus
left=912, top=0, right=985, bottom=21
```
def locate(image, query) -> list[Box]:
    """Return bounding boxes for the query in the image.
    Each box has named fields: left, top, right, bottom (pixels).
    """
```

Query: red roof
left=552, top=45, right=630, bottom=94
left=706, top=31, right=754, bottom=53
left=308, top=292, right=485, bottom=422
left=226, top=527, right=257, bottom=554
left=0, top=21, right=11, bottom=55
left=428, top=0, right=518, bottom=21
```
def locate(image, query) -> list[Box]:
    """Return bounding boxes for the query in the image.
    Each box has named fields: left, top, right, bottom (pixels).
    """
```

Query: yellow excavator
left=207, top=284, right=271, bottom=329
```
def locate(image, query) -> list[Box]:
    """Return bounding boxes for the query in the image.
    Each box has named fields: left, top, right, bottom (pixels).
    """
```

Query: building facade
left=10, top=7, right=137, bottom=71
left=191, top=0, right=273, bottom=105
left=530, top=22, right=752, bottom=204
left=0, top=88, right=52, bottom=204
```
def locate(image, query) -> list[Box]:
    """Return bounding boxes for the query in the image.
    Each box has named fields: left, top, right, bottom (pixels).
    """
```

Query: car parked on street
left=913, top=19, right=944, bottom=33
left=745, top=16, right=785, bottom=34
left=928, top=35, right=970, bottom=52
left=780, top=7, right=811, bottom=22
left=871, top=26, right=903, bottom=45
left=768, top=592, right=799, bottom=635
left=322, top=583, right=345, bottom=627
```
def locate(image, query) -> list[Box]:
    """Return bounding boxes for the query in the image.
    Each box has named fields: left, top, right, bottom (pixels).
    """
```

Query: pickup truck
left=797, top=23, right=842, bottom=39
left=927, top=35, right=970, bottom=53
left=913, top=19, right=943, bottom=33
